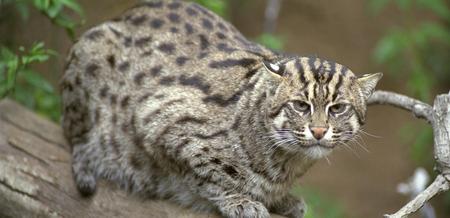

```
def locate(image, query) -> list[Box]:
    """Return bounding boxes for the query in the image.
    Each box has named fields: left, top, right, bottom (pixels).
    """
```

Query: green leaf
left=46, top=1, right=64, bottom=19
left=22, top=69, right=54, bottom=93
left=58, top=0, right=84, bottom=16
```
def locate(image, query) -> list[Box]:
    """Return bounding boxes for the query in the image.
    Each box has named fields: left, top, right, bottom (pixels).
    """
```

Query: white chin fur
left=304, top=146, right=332, bottom=159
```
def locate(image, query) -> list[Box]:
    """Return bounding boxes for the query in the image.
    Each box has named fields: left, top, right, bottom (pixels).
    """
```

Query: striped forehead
left=288, top=57, right=355, bottom=102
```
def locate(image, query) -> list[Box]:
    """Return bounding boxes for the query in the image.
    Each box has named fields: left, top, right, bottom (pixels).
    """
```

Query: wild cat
left=61, top=1, right=382, bottom=217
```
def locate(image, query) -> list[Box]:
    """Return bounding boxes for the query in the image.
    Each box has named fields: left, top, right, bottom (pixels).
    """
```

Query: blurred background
left=0, top=0, right=449, bottom=217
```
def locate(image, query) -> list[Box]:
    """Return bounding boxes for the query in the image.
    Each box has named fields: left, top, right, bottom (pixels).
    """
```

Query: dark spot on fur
left=86, top=29, right=104, bottom=40
left=201, top=18, right=213, bottom=30
left=123, top=37, right=132, bottom=47
left=159, top=76, right=176, bottom=85
left=203, top=81, right=256, bottom=106
left=217, top=43, right=235, bottom=53
left=198, top=34, right=209, bottom=50
left=110, top=94, right=117, bottom=105
left=62, top=82, right=73, bottom=92
left=194, top=130, right=228, bottom=139
left=130, top=14, right=147, bottom=26
left=154, top=94, right=165, bottom=99
left=134, top=36, right=152, bottom=47
left=185, top=6, right=197, bottom=16
left=141, top=1, right=163, bottom=8
left=167, top=13, right=180, bottom=23
left=201, top=147, right=209, bottom=152
left=129, top=155, right=144, bottom=170
left=211, top=158, right=221, bottom=164
left=217, top=22, right=228, bottom=32
left=216, top=32, right=226, bottom=39
left=175, top=56, right=189, bottom=66
left=157, top=43, right=175, bottom=54
left=121, top=95, right=130, bottom=108
left=109, top=27, right=123, bottom=38
left=209, top=58, right=257, bottom=69
left=167, top=2, right=181, bottom=9
left=106, top=55, right=115, bottom=68
left=244, top=68, right=259, bottom=79
left=99, top=86, right=109, bottom=98
left=75, top=76, right=82, bottom=85
left=231, top=116, right=241, bottom=130
left=223, top=165, right=238, bottom=178
left=150, top=18, right=164, bottom=29
left=170, top=27, right=179, bottom=33
left=193, top=3, right=214, bottom=18
left=141, top=50, right=153, bottom=57
left=134, top=72, right=146, bottom=85
left=118, top=61, right=130, bottom=72
left=111, top=113, right=118, bottom=123
left=175, top=116, right=207, bottom=125
left=85, top=63, right=99, bottom=77
left=150, top=65, right=163, bottom=76
left=138, top=92, right=153, bottom=103
left=184, top=23, right=194, bottom=35
left=197, top=52, right=208, bottom=59
left=179, top=75, right=210, bottom=94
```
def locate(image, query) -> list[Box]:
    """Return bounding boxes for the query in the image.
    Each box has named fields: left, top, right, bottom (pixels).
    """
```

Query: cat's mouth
left=301, top=141, right=335, bottom=149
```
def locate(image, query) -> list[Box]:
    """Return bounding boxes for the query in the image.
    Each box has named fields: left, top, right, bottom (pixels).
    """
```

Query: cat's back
left=62, top=0, right=272, bottom=99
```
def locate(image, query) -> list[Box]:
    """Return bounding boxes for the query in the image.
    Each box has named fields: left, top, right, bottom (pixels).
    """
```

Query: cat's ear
left=357, top=73, right=383, bottom=99
left=263, top=60, right=285, bottom=77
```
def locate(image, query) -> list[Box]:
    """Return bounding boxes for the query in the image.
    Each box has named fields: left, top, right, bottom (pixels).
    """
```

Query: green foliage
left=0, top=0, right=83, bottom=121
left=292, top=186, right=346, bottom=218
left=0, top=43, right=61, bottom=121
left=256, top=33, right=284, bottom=51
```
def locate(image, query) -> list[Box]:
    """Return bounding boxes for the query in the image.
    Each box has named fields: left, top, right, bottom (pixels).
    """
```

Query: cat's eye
left=292, top=101, right=310, bottom=113
left=329, top=104, right=347, bottom=115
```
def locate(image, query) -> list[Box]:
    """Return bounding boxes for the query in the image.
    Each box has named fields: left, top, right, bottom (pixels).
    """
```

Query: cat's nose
left=309, top=126, right=328, bottom=140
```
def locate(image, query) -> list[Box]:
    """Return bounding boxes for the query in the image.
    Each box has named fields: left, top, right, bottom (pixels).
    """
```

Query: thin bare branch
left=384, top=175, right=449, bottom=218
left=368, top=90, right=434, bottom=123
left=369, top=90, right=450, bottom=218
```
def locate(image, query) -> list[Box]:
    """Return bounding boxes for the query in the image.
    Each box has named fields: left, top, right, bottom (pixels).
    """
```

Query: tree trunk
left=0, top=99, right=285, bottom=218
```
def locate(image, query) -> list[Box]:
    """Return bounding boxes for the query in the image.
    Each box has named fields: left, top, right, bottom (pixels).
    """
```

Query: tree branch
left=368, top=90, right=450, bottom=218
left=368, top=90, right=434, bottom=123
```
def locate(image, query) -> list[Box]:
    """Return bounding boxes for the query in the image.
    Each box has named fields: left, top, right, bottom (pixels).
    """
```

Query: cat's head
left=263, top=56, right=382, bottom=159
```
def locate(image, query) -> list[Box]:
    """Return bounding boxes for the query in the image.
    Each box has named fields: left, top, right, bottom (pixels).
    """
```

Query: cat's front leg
left=269, top=194, right=306, bottom=218
left=178, top=141, right=270, bottom=218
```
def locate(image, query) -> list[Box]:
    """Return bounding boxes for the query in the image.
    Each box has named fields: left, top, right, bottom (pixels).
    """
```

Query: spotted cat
left=61, top=1, right=382, bottom=217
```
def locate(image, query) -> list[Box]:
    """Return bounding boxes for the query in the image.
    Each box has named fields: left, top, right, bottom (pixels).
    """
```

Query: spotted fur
left=61, top=1, right=382, bottom=218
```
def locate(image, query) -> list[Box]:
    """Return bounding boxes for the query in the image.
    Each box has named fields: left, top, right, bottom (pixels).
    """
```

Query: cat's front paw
left=219, top=197, right=270, bottom=218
